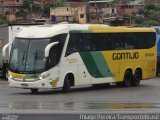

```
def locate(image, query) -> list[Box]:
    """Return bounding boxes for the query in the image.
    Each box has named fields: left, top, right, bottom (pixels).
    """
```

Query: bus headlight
left=38, top=71, right=50, bottom=80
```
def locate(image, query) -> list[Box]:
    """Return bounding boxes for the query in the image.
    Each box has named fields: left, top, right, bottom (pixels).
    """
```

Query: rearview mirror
left=44, top=42, right=59, bottom=58
left=2, top=42, right=13, bottom=57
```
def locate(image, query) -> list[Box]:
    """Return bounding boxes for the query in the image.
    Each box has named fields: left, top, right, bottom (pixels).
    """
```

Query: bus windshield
left=9, top=38, right=50, bottom=73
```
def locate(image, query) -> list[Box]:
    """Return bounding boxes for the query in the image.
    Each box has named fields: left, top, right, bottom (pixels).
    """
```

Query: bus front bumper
left=8, top=78, right=54, bottom=89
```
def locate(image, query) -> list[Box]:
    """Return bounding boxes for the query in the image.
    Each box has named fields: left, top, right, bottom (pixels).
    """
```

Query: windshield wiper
left=34, top=50, right=38, bottom=64
left=22, top=51, right=25, bottom=64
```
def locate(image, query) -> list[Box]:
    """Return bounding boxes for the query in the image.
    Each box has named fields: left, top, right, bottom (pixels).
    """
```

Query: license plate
left=21, top=83, right=28, bottom=87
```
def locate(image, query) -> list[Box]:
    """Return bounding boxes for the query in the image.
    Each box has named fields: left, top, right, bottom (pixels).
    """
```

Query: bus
left=3, top=24, right=156, bottom=93
left=151, top=26, right=160, bottom=75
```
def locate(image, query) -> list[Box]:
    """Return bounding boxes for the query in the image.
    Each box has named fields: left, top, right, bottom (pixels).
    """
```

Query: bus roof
left=88, top=25, right=155, bottom=33
left=16, top=24, right=155, bottom=38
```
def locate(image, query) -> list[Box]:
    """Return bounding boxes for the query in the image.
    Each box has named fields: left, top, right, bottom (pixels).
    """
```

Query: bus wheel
left=132, top=70, right=141, bottom=86
left=62, top=76, right=71, bottom=93
left=2, top=69, right=8, bottom=80
left=30, top=89, right=38, bottom=94
left=123, top=70, right=132, bottom=87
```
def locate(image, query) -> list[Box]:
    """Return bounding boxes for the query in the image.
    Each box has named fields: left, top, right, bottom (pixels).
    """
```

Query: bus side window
left=82, top=33, right=91, bottom=51
left=125, top=33, right=135, bottom=49
left=101, top=34, right=111, bottom=50
left=66, top=35, right=74, bottom=56
left=91, top=34, right=97, bottom=51
left=135, top=33, right=147, bottom=49
left=111, top=33, right=124, bottom=50
left=48, top=45, right=59, bottom=68
left=66, top=33, right=82, bottom=56
left=48, top=34, right=67, bottom=67
left=147, top=32, right=156, bottom=48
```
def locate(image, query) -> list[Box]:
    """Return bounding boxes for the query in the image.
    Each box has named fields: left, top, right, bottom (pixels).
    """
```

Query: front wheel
left=30, top=89, right=38, bottom=94
left=62, top=76, right=71, bottom=93
left=3, top=69, right=8, bottom=80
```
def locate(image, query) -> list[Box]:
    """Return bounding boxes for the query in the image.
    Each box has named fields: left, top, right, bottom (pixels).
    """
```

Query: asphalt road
left=0, top=77, right=160, bottom=120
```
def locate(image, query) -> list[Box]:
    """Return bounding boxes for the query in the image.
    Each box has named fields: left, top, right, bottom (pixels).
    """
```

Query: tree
left=138, top=5, right=160, bottom=26
left=143, top=20, right=159, bottom=27
left=23, top=0, right=30, bottom=9
left=32, top=4, right=42, bottom=13
left=56, top=0, right=64, bottom=7
left=43, top=3, right=52, bottom=17
left=0, top=15, right=7, bottom=25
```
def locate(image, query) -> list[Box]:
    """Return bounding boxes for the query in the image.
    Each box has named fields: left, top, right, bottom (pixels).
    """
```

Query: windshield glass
left=9, top=38, right=50, bottom=73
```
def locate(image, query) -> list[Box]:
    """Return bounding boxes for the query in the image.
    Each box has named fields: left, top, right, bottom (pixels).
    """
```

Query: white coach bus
left=3, top=24, right=156, bottom=93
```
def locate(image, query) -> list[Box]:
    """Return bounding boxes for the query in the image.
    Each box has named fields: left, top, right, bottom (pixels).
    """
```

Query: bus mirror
left=2, top=42, right=13, bottom=57
left=44, top=42, right=59, bottom=58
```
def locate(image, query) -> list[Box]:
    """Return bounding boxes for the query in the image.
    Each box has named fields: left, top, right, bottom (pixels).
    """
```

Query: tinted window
left=47, top=34, right=67, bottom=68
left=66, top=32, right=156, bottom=56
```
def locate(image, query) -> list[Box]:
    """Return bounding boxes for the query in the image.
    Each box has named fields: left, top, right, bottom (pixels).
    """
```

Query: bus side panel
left=60, top=53, right=91, bottom=86
left=102, top=48, right=156, bottom=82
left=140, top=48, right=157, bottom=79
left=79, top=51, right=115, bottom=84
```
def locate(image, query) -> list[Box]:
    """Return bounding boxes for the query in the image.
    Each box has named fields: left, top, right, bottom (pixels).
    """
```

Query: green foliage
left=56, top=0, right=64, bottom=7
left=138, top=5, right=160, bottom=26
left=143, top=20, right=159, bottom=27
left=144, top=4, right=156, bottom=10
left=23, top=0, right=30, bottom=9
left=0, top=15, right=7, bottom=25
left=43, top=3, right=52, bottom=16
left=5, top=11, right=9, bottom=15
left=32, top=4, right=42, bottom=12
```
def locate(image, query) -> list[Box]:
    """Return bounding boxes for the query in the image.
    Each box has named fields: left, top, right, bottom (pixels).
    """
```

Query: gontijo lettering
left=112, top=52, right=139, bottom=60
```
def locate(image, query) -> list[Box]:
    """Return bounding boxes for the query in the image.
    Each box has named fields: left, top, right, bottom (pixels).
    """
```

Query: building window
left=112, top=9, right=115, bottom=13
left=80, top=14, right=84, bottom=18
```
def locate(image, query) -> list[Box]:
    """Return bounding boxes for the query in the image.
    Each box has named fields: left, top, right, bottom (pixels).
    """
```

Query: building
left=50, top=2, right=86, bottom=23
left=0, top=0, right=24, bottom=22
left=116, top=0, right=144, bottom=15
left=0, top=0, right=23, bottom=15
left=86, top=0, right=117, bottom=23
left=50, top=0, right=117, bottom=24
